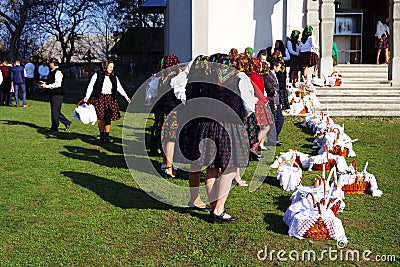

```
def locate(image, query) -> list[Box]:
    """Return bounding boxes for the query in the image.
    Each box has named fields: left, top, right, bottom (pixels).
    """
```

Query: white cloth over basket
left=337, top=162, right=383, bottom=197
left=270, top=148, right=309, bottom=169
left=303, top=152, right=347, bottom=172
left=145, top=75, right=160, bottom=106
left=277, top=165, right=302, bottom=191
left=286, top=201, right=348, bottom=243
left=72, top=102, right=97, bottom=125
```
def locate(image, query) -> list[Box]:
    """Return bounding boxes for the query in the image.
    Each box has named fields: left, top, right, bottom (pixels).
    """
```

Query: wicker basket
left=302, top=193, right=331, bottom=239
left=330, top=145, right=349, bottom=157
left=341, top=160, right=370, bottom=194
left=291, top=146, right=304, bottom=169
left=300, top=174, right=341, bottom=215
left=329, top=127, right=350, bottom=157
left=313, top=146, right=337, bottom=172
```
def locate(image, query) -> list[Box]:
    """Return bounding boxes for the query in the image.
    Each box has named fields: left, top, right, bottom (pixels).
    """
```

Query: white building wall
left=208, top=0, right=256, bottom=55
left=166, top=0, right=307, bottom=62
left=286, top=0, right=306, bottom=38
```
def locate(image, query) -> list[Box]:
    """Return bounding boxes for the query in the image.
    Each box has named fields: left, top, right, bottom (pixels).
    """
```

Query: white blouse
left=299, top=36, right=319, bottom=53
left=375, top=21, right=389, bottom=38
left=85, top=72, right=128, bottom=99
left=287, top=40, right=300, bottom=56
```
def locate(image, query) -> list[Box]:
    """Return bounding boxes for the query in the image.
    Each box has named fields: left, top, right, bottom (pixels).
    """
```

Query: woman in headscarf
left=287, top=30, right=301, bottom=85
left=248, top=57, right=274, bottom=155
left=184, top=54, right=248, bottom=223
left=299, top=25, right=319, bottom=79
left=157, top=54, right=182, bottom=178
left=83, top=60, right=131, bottom=143
left=234, top=51, right=261, bottom=161
left=272, top=45, right=291, bottom=111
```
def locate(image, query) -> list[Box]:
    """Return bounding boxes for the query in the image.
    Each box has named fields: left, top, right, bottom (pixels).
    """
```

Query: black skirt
left=185, top=120, right=249, bottom=169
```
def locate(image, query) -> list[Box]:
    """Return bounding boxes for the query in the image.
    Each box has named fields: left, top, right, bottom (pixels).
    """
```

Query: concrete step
left=336, top=69, right=387, bottom=75
left=316, top=110, right=400, bottom=117
left=316, top=89, right=400, bottom=96
left=309, top=64, right=398, bottom=116
left=317, top=97, right=400, bottom=103
left=340, top=74, right=388, bottom=79
left=319, top=84, right=393, bottom=89
left=335, top=64, right=388, bottom=69
left=318, top=103, right=400, bottom=111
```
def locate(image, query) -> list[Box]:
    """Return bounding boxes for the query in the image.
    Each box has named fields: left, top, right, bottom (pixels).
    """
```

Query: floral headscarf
left=235, top=53, right=251, bottom=75
left=188, top=55, right=210, bottom=81
left=161, top=54, right=180, bottom=69
left=215, top=54, right=236, bottom=84
left=249, top=57, right=261, bottom=74
left=301, top=26, right=313, bottom=44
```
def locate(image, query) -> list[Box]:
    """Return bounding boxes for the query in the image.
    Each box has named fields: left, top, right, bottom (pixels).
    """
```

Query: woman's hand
left=126, top=97, right=131, bottom=104
left=83, top=97, right=89, bottom=102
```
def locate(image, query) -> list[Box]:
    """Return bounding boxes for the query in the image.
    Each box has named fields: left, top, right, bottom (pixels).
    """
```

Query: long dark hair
left=275, top=40, right=286, bottom=57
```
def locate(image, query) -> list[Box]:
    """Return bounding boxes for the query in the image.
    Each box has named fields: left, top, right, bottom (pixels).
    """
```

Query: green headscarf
left=244, top=47, right=254, bottom=58
left=290, top=30, right=301, bottom=42
left=301, top=25, right=313, bottom=44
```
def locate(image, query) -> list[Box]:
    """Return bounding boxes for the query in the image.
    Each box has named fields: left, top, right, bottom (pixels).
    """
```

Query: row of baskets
left=272, top=113, right=382, bottom=243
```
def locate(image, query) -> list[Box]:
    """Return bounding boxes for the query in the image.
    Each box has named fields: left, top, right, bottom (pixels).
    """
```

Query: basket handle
left=332, top=127, right=341, bottom=143
left=300, top=173, right=322, bottom=185
left=352, top=159, right=358, bottom=175
left=77, top=99, right=90, bottom=107
left=277, top=159, right=301, bottom=172
left=313, top=177, right=327, bottom=195
left=306, top=193, right=322, bottom=214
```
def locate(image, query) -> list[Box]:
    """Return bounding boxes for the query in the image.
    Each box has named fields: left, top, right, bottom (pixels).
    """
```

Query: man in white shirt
left=38, top=61, right=49, bottom=83
left=24, top=58, right=35, bottom=96
left=41, top=58, right=71, bottom=132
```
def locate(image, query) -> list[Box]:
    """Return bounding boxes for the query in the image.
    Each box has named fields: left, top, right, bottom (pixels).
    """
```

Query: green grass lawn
left=0, top=83, right=399, bottom=266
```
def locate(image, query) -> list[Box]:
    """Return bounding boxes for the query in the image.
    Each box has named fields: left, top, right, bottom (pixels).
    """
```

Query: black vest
left=47, top=68, right=65, bottom=95
left=91, top=71, right=117, bottom=99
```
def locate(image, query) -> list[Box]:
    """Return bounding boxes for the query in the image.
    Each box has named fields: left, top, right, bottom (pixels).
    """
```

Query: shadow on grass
left=62, top=171, right=212, bottom=222
left=263, top=213, right=288, bottom=235
left=294, top=121, right=314, bottom=135
left=263, top=175, right=281, bottom=188
left=62, top=171, right=173, bottom=209
left=273, top=195, right=291, bottom=213
left=0, top=119, right=125, bottom=154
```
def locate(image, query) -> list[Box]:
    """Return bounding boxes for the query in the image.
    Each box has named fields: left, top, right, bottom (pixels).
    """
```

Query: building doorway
left=359, top=0, right=390, bottom=64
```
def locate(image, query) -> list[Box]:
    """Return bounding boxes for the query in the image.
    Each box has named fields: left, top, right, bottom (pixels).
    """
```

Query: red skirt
left=255, top=104, right=274, bottom=126
left=90, top=94, right=121, bottom=121
left=375, top=35, right=389, bottom=49
left=299, top=52, right=319, bottom=67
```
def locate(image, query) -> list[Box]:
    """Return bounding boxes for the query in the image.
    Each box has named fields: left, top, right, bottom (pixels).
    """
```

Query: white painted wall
left=286, top=0, right=306, bottom=39
left=207, top=0, right=256, bottom=55
left=166, top=0, right=306, bottom=62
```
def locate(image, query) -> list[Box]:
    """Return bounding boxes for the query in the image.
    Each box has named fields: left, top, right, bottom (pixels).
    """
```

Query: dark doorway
left=359, top=0, right=389, bottom=63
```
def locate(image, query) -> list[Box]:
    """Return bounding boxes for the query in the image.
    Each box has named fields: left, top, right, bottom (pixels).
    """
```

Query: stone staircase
left=315, top=64, right=400, bottom=116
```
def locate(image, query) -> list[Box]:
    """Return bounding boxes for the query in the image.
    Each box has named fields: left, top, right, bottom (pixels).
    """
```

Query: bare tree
left=0, top=0, right=51, bottom=61
left=87, top=1, right=121, bottom=60
left=34, top=0, right=102, bottom=64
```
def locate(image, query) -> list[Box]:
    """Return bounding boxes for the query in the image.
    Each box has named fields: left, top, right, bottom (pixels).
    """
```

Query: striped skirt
left=299, top=52, right=319, bottom=67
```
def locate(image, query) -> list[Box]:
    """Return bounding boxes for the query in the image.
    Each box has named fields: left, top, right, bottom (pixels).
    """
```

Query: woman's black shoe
left=163, top=166, right=176, bottom=178
left=211, top=211, right=238, bottom=223
left=99, top=132, right=105, bottom=144
left=249, top=150, right=263, bottom=161
left=189, top=204, right=211, bottom=212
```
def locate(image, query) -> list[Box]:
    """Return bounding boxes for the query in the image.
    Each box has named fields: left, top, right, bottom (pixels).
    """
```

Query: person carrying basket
left=83, top=60, right=131, bottom=143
